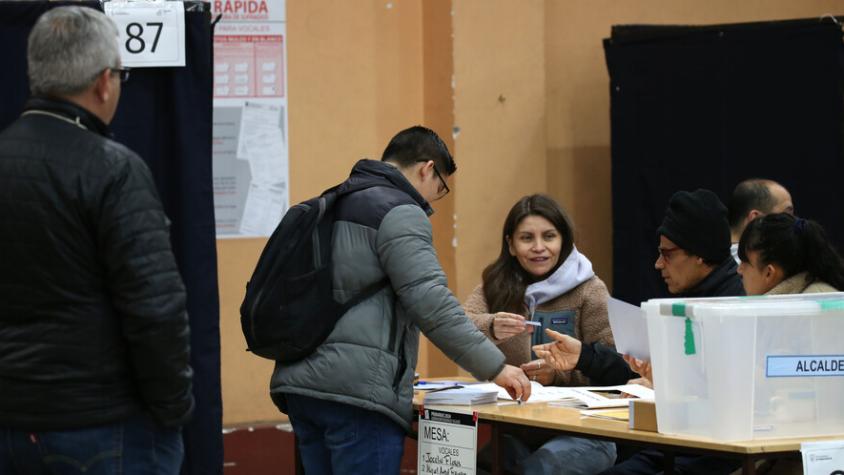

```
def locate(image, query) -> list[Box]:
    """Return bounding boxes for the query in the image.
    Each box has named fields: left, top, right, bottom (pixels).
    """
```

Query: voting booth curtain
left=605, top=18, right=844, bottom=305
left=0, top=3, right=223, bottom=474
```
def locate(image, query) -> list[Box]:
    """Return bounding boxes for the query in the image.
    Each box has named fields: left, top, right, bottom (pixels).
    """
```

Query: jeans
left=599, top=449, right=740, bottom=475
left=518, top=435, right=616, bottom=475
left=478, top=432, right=616, bottom=475
left=0, top=413, right=183, bottom=475
left=285, top=394, right=406, bottom=475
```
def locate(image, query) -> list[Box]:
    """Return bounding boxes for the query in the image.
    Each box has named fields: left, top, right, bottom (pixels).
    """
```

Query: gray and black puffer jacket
left=270, top=159, right=505, bottom=431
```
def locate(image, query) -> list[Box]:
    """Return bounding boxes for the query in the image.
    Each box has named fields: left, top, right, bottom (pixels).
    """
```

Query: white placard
left=105, top=1, right=185, bottom=68
left=418, top=408, right=477, bottom=475
left=801, top=440, right=844, bottom=475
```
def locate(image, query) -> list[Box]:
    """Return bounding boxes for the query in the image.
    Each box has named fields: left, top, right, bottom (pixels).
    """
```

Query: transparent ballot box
left=644, top=293, right=844, bottom=441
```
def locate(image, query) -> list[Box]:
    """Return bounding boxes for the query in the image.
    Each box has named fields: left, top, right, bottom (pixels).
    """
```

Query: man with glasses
left=654, top=188, right=744, bottom=297
left=598, top=188, right=744, bottom=475
left=533, top=188, right=743, bottom=475
left=270, top=125, right=531, bottom=474
left=0, top=7, right=192, bottom=474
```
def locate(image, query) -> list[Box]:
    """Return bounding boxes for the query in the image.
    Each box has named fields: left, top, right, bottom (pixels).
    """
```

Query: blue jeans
left=285, top=394, right=406, bottom=474
left=0, top=413, right=183, bottom=475
left=518, top=435, right=616, bottom=474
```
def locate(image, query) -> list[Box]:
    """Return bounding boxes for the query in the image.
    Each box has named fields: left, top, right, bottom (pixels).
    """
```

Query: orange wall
left=220, top=0, right=427, bottom=425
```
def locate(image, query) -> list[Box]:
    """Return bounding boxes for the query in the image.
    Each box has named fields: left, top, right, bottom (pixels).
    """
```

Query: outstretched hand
left=492, top=364, right=532, bottom=402
left=531, top=329, right=582, bottom=372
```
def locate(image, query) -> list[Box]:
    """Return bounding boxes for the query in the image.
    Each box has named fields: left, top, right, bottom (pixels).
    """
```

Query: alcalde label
left=767, top=355, right=844, bottom=377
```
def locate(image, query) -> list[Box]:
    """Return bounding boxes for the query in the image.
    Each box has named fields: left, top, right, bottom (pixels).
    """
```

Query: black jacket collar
left=345, top=159, right=434, bottom=216
left=682, top=257, right=745, bottom=298
left=23, top=96, right=111, bottom=138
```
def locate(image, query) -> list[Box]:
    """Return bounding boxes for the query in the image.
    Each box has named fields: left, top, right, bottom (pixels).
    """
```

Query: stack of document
left=423, top=385, right=499, bottom=405
left=475, top=381, right=654, bottom=408
left=546, top=385, right=655, bottom=409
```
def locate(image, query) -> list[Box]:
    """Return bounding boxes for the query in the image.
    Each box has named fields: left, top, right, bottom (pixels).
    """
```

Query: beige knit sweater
left=463, top=276, right=613, bottom=386
left=766, top=272, right=838, bottom=295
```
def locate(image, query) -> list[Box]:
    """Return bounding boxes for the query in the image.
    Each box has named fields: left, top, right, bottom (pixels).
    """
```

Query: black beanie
left=657, top=189, right=730, bottom=263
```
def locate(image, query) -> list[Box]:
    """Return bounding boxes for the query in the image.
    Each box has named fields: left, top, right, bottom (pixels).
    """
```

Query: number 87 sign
left=105, top=1, right=186, bottom=68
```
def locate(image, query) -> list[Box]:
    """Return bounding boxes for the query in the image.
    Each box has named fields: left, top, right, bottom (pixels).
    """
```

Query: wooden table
left=414, top=389, right=844, bottom=475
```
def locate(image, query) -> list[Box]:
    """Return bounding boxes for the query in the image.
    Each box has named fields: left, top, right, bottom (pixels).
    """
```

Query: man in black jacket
left=534, top=189, right=743, bottom=474
left=0, top=7, right=192, bottom=474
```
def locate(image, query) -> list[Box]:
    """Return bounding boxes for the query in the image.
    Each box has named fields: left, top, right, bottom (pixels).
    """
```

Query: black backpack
left=240, top=181, right=389, bottom=362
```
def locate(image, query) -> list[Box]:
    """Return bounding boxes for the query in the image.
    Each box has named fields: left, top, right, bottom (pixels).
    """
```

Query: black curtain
left=0, top=3, right=222, bottom=474
left=605, top=18, right=844, bottom=305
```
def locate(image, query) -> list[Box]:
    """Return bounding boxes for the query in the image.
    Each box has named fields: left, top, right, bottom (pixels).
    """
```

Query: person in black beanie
left=655, top=188, right=744, bottom=297
left=533, top=189, right=745, bottom=475
left=593, top=189, right=745, bottom=475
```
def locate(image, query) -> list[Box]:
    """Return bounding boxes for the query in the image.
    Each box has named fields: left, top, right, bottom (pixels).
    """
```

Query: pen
left=425, top=385, right=464, bottom=393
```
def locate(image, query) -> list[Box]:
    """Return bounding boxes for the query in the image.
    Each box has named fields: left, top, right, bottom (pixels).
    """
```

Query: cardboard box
left=629, top=399, right=658, bottom=432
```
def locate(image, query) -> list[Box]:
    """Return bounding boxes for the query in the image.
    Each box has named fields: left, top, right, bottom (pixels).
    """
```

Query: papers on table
left=422, top=385, right=499, bottom=405
left=580, top=408, right=630, bottom=422
left=607, top=297, right=650, bottom=360
left=547, top=384, right=654, bottom=409
left=418, top=380, right=654, bottom=409
left=487, top=382, right=654, bottom=409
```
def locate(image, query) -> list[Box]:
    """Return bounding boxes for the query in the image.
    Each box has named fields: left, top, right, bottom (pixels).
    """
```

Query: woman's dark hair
left=738, top=213, right=844, bottom=290
left=482, top=194, right=575, bottom=313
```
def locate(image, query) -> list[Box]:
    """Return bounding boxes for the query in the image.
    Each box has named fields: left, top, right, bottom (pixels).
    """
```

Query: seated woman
left=464, top=194, right=618, bottom=474
left=737, top=213, right=844, bottom=295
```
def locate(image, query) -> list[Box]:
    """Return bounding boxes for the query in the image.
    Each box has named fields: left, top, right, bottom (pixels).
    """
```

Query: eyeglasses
left=110, top=67, right=131, bottom=83
left=416, top=160, right=450, bottom=200
left=432, top=164, right=450, bottom=199
left=657, top=246, right=683, bottom=263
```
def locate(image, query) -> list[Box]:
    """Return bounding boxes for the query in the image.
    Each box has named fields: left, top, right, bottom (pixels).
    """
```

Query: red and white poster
left=211, top=0, right=288, bottom=238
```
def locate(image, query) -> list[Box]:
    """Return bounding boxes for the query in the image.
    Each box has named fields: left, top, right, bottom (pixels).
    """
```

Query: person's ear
left=506, top=236, right=516, bottom=256
left=418, top=160, right=434, bottom=180
left=765, top=264, right=784, bottom=284
left=747, top=209, right=763, bottom=222
left=92, top=69, right=113, bottom=104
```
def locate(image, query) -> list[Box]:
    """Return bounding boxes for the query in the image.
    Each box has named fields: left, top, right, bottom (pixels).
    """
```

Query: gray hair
left=27, top=6, right=121, bottom=97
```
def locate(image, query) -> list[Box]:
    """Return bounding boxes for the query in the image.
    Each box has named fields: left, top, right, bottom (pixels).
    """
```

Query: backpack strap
left=325, top=179, right=392, bottom=311
left=341, top=277, right=390, bottom=312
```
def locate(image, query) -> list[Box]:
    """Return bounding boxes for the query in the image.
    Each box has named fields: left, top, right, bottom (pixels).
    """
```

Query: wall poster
left=212, top=0, right=288, bottom=238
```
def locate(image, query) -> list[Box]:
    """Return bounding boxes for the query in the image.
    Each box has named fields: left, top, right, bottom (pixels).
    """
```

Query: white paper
left=236, top=102, right=287, bottom=186
left=478, top=382, right=654, bottom=408
left=105, top=1, right=185, bottom=68
left=423, top=386, right=498, bottom=405
left=212, top=0, right=289, bottom=239
left=238, top=182, right=286, bottom=236
left=801, top=440, right=844, bottom=475
left=607, top=297, right=650, bottom=360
